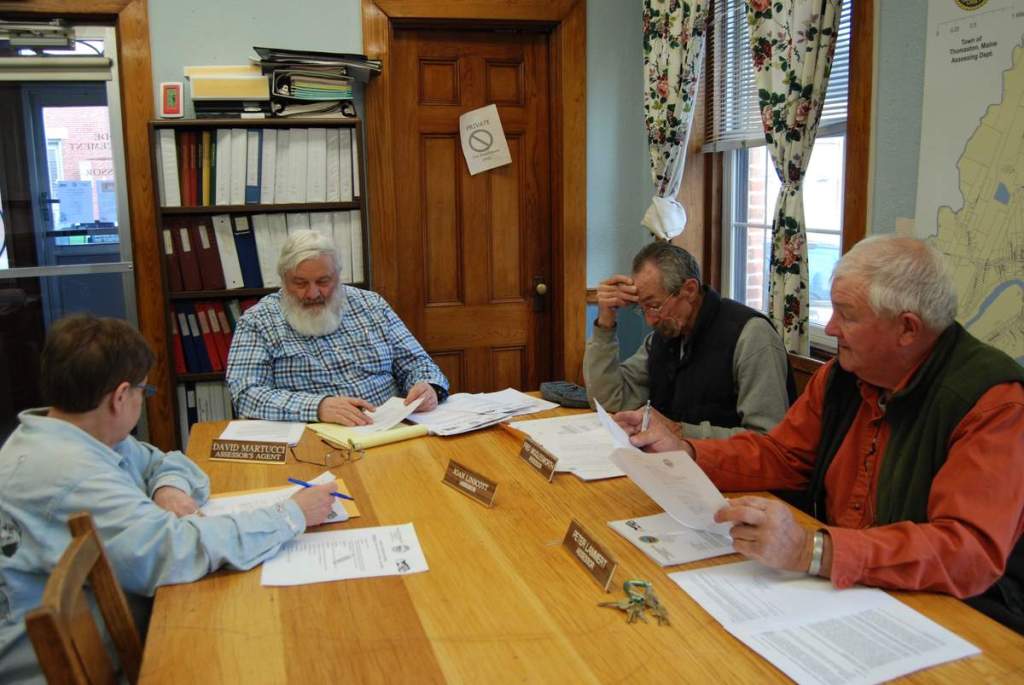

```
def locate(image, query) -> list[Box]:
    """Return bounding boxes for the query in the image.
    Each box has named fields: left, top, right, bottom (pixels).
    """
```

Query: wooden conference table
left=139, top=409, right=1024, bottom=683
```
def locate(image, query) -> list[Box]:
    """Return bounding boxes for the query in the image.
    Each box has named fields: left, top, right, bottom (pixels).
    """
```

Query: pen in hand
left=640, top=400, right=652, bottom=433
left=288, top=477, right=355, bottom=501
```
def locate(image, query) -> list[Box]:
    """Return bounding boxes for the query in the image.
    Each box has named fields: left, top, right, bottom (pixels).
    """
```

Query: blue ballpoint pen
left=287, top=477, right=355, bottom=501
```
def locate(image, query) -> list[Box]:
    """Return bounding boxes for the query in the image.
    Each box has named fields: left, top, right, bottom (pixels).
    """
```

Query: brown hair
left=40, top=314, right=154, bottom=412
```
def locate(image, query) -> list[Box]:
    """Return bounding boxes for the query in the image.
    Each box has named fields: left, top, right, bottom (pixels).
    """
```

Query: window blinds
left=703, top=0, right=852, bottom=152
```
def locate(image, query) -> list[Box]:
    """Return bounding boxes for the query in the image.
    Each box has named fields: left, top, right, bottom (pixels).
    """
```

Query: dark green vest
left=807, top=323, right=1024, bottom=610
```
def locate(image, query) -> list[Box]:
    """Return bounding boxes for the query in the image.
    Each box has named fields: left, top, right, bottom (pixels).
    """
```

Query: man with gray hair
left=584, top=241, right=793, bottom=439
left=617, top=235, right=1024, bottom=632
left=226, top=230, right=448, bottom=425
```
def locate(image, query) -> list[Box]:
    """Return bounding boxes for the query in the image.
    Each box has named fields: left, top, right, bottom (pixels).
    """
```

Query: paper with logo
left=459, top=104, right=512, bottom=175
left=200, top=471, right=357, bottom=523
left=608, top=512, right=733, bottom=566
left=261, top=522, right=428, bottom=586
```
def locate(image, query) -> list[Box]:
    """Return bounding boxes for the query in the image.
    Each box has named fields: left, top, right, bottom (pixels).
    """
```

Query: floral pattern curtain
left=642, top=0, right=708, bottom=240
left=748, top=0, right=842, bottom=352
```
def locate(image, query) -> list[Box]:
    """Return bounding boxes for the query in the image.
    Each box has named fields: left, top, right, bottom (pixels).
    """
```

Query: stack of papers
left=671, top=561, right=980, bottom=684
left=261, top=522, right=428, bottom=586
left=509, top=413, right=625, bottom=480
left=218, top=420, right=306, bottom=445
left=200, top=471, right=355, bottom=524
left=406, top=389, right=557, bottom=436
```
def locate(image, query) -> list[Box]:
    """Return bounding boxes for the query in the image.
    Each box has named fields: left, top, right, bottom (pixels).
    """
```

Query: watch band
left=807, top=529, right=825, bottom=576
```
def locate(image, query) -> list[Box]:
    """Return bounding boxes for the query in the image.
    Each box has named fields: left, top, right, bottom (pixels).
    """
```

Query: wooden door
left=391, top=28, right=552, bottom=394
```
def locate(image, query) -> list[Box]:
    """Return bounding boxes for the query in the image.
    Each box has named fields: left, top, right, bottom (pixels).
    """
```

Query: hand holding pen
left=641, top=400, right=652, bottom=433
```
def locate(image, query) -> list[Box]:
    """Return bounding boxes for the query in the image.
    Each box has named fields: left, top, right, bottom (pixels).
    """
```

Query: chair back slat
left=25, top=512, right=142, bottom=684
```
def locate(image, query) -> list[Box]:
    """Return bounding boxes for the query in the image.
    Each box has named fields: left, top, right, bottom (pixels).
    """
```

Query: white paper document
left=458, top=104, right=512, bottom=175
left=200, top=471, right=349, bottom=524
left=593, top=399, right=634, bottom=449
left=608, top=513, right=732, bottom=566
left=406, top=389, right=557, bottom=436
left=670, top=561, right=980, bottom=685
left=343, top=396, right=422, bottom=435
left=510, top=413, right=625, bottom=480
left=261, top=523, right=428, bottom=586
left=609, top=447, right=730, bottom=535
left=218, top=420, right=306, bottom=445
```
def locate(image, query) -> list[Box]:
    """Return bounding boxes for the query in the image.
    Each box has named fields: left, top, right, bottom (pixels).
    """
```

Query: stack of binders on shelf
left=170, top=298, right=259, bottom=375
left=154, top=126, right=360, bottom=207
left=162, top=210, right=364, bottom=294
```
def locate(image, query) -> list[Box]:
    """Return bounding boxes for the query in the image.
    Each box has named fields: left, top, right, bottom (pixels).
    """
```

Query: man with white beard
left=226, top=230, right=449, bottom=425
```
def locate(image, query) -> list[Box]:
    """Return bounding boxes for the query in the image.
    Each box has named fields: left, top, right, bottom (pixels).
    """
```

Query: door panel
left=393, top=28, right=552, bottom=393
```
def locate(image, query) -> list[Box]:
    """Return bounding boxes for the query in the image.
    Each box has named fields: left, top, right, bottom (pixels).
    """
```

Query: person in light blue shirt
left=0, top=314, right=338, bottom=684
left=226, top=229, right=449, bottom=425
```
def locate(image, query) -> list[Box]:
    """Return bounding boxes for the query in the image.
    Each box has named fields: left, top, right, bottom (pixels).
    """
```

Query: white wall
left=585, top=0, right=653, bottom=285
left=870, top=0, right=927, bottom=234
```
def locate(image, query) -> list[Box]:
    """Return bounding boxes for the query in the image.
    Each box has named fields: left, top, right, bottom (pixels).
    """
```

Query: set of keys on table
left=599, top=579, right=670, bottom=625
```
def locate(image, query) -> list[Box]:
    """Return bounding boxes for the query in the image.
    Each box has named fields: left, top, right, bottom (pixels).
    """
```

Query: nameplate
left=562, top=518, right=617, bottom=592
left=520, top=438, right=558, bottom=482
left=209, top=439, right=287, bottom=464
left=442, top=459, right=497, bottom=507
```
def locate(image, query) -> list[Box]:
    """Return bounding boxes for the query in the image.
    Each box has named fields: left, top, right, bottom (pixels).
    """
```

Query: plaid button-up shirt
left=226, top=288, right=449, bottom=421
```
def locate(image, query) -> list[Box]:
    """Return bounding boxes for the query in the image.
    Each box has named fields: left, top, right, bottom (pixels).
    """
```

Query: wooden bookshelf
left=149, top=117, right=369, bottom=447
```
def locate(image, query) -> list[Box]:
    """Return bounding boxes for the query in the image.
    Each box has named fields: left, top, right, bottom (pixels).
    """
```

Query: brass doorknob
left=535, top=282, right=548, bottom=296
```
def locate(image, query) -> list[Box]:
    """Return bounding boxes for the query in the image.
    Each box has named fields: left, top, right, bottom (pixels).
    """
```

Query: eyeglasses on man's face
left=135, top=383, right=158, bottom=398
left=635, top=289, right=681, bottom=317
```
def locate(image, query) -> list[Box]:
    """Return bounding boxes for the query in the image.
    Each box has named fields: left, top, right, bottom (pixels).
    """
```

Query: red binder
left=171, top=222, right=203, bottom=291
left=188, top=218, right=226, bottom=290
left=193, top=302, right=223, bottom=371
left=162, top=228, right=184, bottom=292
left=177, top=131, right=194, bottom=207
left=198, top=302, right=229, bottom=368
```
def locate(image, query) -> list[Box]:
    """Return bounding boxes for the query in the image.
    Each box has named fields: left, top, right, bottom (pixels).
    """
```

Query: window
left=707, top=0, right=852, bottom=348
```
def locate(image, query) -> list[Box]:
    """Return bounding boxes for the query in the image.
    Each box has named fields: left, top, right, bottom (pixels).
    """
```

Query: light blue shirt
left=0, top=409, right=306, bottom=684
left=226, top=287, right=449, bottom=422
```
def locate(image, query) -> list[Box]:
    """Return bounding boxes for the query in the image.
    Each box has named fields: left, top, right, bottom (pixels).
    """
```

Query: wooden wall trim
left=842, top=0, right=874, bottom=253
left=552, top=0, right=586, bottom=385
left=0, top=0, right=169, bottom=449
left=362, top=0, right=586, bottom=385
left=374, top=0, right=576, bottom=22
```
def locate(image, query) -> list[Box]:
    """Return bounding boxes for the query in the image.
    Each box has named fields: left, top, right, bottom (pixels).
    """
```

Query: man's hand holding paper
left=715, top=496, right=816, bottom=573
left=318, top=395, right=376, bottom=426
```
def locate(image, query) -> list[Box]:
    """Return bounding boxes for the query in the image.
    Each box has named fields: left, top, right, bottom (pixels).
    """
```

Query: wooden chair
left=788, top=352, right=825, bottom=398
left=25, top=512, right=142, bottom=684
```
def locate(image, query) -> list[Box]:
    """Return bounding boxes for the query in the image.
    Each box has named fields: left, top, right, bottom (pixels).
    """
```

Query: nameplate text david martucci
left=563, top=518, right=618, bottom=592
left=442, top=459, right=498, bottom=507
left=210, top=439, right=287, bottom=464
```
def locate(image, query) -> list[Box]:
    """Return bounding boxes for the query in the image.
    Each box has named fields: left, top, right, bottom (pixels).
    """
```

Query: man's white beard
left=280, top=286, right=345, bottom=337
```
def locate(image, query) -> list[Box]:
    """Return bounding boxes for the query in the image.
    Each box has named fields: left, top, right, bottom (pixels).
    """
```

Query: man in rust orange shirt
left=617, top=235, right=1024, bottom=631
